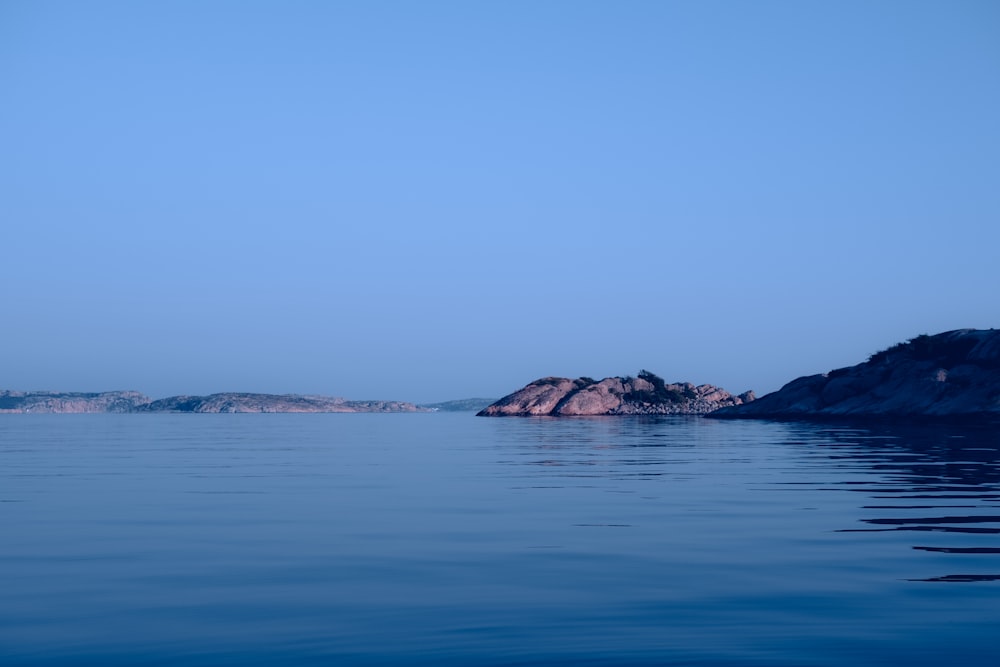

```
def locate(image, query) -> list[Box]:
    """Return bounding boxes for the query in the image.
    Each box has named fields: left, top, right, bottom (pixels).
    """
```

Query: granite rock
left=478, top=371, right=753, bottom=416
left=710, top=329, right=1000, bottom=421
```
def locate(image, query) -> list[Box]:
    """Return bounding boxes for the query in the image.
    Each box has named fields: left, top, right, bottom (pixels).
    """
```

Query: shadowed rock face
left=0, top=390, right=151, bottom=413
left=478, top=371, right=754, bottom=416
left=711, top=329, right=1000, bottom=421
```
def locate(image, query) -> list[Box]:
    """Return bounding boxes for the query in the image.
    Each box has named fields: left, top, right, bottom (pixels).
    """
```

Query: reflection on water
left=788, top=422, right=1000, bottom=583
left=1, top=414, right=999, bottom=666
left=497, top=417, right=1000, bottom=584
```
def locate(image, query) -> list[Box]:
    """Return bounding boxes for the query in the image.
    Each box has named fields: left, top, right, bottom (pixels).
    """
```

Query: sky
left=2, top=0, right=998, bottom=404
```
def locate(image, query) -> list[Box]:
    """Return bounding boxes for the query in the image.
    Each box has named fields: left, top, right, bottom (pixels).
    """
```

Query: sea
left=2, top=413, right=998, bottom=666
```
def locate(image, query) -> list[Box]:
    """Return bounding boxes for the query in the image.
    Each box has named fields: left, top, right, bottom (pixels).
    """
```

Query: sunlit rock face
left=477, top=377, right=583, bottom=416
left=478, top=371, right=753, bottom=416
left=711, top=329, right=1000, bottom=420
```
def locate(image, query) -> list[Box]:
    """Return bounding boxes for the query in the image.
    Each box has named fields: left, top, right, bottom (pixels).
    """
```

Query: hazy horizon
left=3, top=327, right=994, bottom=407
left=4, top=1, right=998, bottom=405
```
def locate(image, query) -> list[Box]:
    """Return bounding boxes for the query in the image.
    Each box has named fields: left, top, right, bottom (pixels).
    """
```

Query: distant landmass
left=135, top=393, right=428, bottom=414
left=711, top=328, right=1000, bottom=421
left=0, top=391, right=151, bottom=414
left=7, top=329, right=996, bottom=419
left=0, top=391, right=428, bottom=414
left=420, top=398, right=498, bottom=412
left=478, top=371, right=753, bottom=416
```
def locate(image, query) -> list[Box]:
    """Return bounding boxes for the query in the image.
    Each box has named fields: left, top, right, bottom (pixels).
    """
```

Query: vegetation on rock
left=478, top=372, right=752, bottom=417
left=713, top=328, right=1000, bottom=421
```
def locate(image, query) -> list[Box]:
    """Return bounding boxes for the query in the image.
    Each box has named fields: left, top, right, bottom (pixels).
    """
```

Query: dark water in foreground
left=2, top=414, right=999, bottom=666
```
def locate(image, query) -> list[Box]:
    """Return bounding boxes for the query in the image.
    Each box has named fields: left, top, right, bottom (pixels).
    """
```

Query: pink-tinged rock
left=477, top=378, right=580, bottom=415
left=478, top=372, right=751, bottom=417
left=0, top=391, right=430, bottom=414
left=138, top=393, right=429, bottom=413
left=554, top=378, right=625, bottom=415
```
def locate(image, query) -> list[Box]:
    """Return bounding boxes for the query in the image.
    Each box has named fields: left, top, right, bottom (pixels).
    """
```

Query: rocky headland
left=477, top=371, right=754, bottom=416
left=0, top=391, right=427, bottom=414
left=710, top=328, right=1000, bottom=421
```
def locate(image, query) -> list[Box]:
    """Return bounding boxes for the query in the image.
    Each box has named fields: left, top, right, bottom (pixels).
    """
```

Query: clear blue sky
left=2, top=1, right=998, bottom=403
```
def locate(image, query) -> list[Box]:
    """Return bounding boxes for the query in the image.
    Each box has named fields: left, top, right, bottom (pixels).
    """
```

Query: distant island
left=0, top=390, right=152, bottom=414
left=6, top=329, right=996, bottom=420
left=419, top=398, right=499, bottom=412
left=711, top=328, right=1000, bottom=421
left=478, top=370, right=754, bottom=416
left=0, top=391, right=429, bottom=414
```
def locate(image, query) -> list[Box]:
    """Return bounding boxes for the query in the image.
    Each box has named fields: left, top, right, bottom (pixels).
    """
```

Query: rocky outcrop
left=135, top=393, right=429, bottom=413
left=0, top=390, right=151, bottom=414
left=478, top=371, right=754, bottom=416
left=710, top=329, right=1000, bottom=421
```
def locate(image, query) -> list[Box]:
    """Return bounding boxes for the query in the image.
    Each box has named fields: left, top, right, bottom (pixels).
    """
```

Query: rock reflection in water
left=803, top=421, right=1000, bottom=583
left=495, top=416, right=1000, bottom=584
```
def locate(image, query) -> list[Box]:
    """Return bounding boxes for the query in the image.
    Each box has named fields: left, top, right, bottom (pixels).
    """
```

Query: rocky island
left=477, top=370, right=754, bottom=416
left=0, top=391, right=427, bottom=414
left=9, top=329, right=996, bottom=419
left=0, top=390, right=152, bottom=414
left=136, top=393, right=429, bottom=413
left=420, top=398, right=499, bottom=412
left=710, top=328, right=1000, bottom=421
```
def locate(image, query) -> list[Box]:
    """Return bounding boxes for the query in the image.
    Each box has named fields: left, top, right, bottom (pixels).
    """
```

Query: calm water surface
left=1, top=414, right=998, bottom=665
